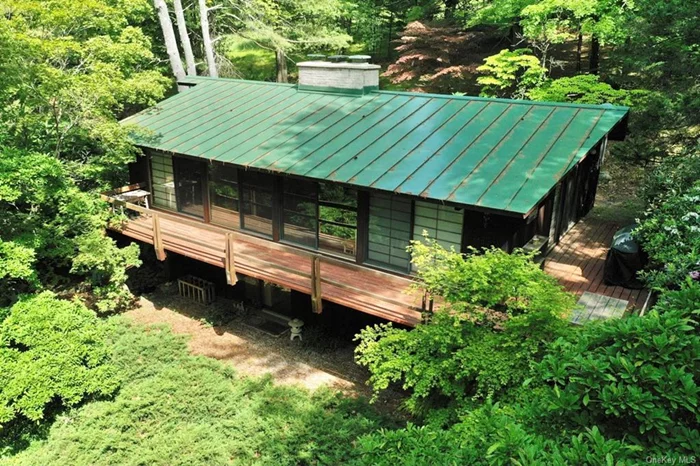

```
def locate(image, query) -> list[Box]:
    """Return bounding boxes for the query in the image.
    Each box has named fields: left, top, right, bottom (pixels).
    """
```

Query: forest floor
left=125, top=284, right=404, bottom=413
left=591, top=152, right=647, bottom=224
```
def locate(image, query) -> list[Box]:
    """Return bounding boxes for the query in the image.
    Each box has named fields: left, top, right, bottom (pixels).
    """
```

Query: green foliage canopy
left=476, top=48, right=546, bottom=98
left=0, top=293, right=119, bottom=428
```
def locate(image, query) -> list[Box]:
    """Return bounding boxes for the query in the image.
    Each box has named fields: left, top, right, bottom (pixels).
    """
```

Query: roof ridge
left=178, top=76, right=630, bottom=111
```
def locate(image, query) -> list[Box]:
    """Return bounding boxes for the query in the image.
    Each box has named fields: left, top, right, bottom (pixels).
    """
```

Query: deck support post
left=225, top=232, right=237, bottom=285
left=152, top=212, right=167, bottom=261
left=311, top=256, right=323, bottom=314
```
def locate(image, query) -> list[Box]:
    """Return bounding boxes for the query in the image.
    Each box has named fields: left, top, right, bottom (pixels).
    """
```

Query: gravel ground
left=124, top=282, right=406, bottom=414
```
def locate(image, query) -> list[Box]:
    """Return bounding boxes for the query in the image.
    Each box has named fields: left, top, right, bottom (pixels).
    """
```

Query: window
left=150, top=151, right=176, bottom=210
left=209, top=163, right=240, bottom=229
left=367, top=193, right=412, bottom=271
left=412, top=201, right=463, bottom=250
left=281, top=180, right=358, bottom=257
left=412, top=200, right=463, bottom=270
left=240, top=171, right=274, bottom=237
left=319, top=183, right=357, bottom=258
left=283, top=179, right=318, bottom=248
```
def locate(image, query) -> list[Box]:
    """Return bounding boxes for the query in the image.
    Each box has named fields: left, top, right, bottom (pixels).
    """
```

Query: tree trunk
left=509, top=23, right=523, bottom=51
left=276, top=49, right=288, bottom=83
left=576, top=32, right=583, bottom=73
left=153, top=0, right=186, bottom=82
left=589, top=35, right=600, bottom=75
left=444, top=0, right=457, bottom=19
left=198, top=0, right=218, bottom=78
left=173, top=0, right=196, bottom=76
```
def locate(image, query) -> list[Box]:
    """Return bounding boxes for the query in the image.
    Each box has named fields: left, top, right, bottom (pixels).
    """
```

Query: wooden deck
left=544, top=217, right=650, bottom=310
left=107, top=200, right=425, bottom=326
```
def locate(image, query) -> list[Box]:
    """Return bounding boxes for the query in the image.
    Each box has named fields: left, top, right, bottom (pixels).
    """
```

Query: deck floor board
left=113, top=212, right=423, bottom=325
left=544, top=216, right=649, bottom=310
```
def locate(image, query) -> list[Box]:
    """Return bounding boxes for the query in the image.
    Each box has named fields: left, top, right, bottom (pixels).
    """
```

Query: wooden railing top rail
left=102, top=191, right=420, bottom=288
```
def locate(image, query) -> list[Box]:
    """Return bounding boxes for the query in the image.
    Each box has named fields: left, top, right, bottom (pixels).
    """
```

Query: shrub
left=634, top=182, right=700, bottom=290
left=477, top=48, right=546, bottom=99
left=356, top=403, right=642, bottom=465
left=538, top=295, right=700, bottom=454
left=529, top=74, right=631, bottom=105
left=409, top=239, right=575, bottom=317
left=0, top=292, right=119, bottom=428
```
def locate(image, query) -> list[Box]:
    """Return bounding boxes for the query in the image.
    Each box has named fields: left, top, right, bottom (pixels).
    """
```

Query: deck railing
left=102, top=186, right=428, bottom=322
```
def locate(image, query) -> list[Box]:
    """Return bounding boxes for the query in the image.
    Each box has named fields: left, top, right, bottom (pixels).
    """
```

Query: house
left=107, top=59, right=629, bottom=325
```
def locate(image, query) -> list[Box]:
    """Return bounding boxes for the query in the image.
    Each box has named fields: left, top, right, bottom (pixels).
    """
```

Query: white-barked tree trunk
left=153, top=0, right=186, bottom=82
left=173, top=0, right=197, bottom=76
left=198, top=0, right=218, bottom=78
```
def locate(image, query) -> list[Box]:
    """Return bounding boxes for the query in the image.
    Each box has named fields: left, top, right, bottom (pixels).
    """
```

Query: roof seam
left=340, top=99, right=452, bottom=183
left=445, top=105, right=536, bottom=201
left=369, top=101, right=471, bottom=189
left=474, top=106, right=557, bottom=206
left=502, top=108, right=586, bottom=211
left=418, top=103, right=513, bottom=198
left=209, top=93, right=326, bottom=161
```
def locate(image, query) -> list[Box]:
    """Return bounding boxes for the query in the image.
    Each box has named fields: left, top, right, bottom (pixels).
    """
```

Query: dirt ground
left=124, top=284, right=403, bottom=412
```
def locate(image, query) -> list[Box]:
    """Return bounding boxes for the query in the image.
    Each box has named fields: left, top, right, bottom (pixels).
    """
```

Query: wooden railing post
left=225, top=232, right=237, bottom=285
left=152, top=212, right=167, bottom=261
left=311, top=256, right=323, bottom=314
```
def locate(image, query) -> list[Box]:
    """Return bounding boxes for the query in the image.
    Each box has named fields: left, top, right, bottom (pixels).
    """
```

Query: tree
left=153, top=0, right=186, bottom=81
left=0, top=292, right=119, bottom=427
left=174, top=0, right=197, bottom=75
left=199, top=0, right=219, bottom=77
left=477, top=48, right=546, bottom=98
left=355, top=241, right=574, bottom=413
left=219, top=0, right=352, bottom=83
left=383, top=21, right=495, bottom=94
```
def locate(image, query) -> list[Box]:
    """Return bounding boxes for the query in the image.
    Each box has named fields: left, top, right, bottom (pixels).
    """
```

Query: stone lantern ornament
left=288, top=319, right=304, bottom=341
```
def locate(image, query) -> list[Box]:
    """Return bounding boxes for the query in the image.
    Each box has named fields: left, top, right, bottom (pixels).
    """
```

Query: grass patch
left=1, top=318, right=392, bottom=466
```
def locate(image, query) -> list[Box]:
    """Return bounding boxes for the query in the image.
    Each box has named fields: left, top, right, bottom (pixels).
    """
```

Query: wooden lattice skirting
left=177, top=275, right=216, bottom=304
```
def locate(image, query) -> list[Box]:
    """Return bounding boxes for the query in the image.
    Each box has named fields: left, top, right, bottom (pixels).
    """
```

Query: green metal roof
left=122, top=76, right=628, bottom=215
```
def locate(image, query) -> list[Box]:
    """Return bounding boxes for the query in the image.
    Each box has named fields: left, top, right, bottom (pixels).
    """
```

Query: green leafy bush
left=356, top=402, right=642, bottom=465
left=529, top=74, right=631, bottom=105
left=641, top=148, right=700, bottom=208
left=0, top=293, right=119, bottom=428
left=356, top=241, right=574, bottom=412
left=538, top=289, right=700, bottom=454
left=355, top=313, right=550, bottom=412
left=409, top=239, right=575, bottom=317
left=477, top=48, right=546, bottom=98
left=634, top=182, right=700, bottom=290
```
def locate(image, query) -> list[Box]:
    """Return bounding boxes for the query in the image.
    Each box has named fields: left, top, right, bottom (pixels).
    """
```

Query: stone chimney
left=297, top=56, right=380, bottom=96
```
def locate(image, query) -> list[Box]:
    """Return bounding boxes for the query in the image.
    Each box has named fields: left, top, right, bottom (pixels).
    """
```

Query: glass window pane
left=319, top=223, right=356, bottom=258
left=283, top=212, right=317, bottom=248
left=319, top=205, right=357, bottom=227
left=367, top=193, right=411, bottom=271
left=241, top=183, right=273, bottom=236
left=151, top=151, right=176, bottom=210
left=320, top=183, right=357, bottom=208
left=209, top=163, right=239, bottom=228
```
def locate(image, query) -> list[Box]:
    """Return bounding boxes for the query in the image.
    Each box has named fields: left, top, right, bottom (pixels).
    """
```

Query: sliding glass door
left=173, top=157, right=206, bottom=218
